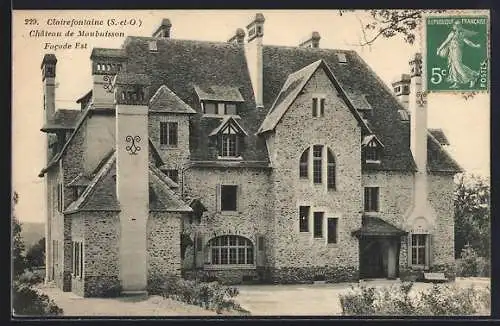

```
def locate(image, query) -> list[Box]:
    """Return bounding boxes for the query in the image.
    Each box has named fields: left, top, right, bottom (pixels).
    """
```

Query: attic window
left=202, top=101, right=238, bottom=116
left=398, top=109, right=410, bottom=122
left=337, top=53, right=347, bottom=64
left=362, top=135, right=383, bottom=164
left=149, top=40, right=158, bottom=52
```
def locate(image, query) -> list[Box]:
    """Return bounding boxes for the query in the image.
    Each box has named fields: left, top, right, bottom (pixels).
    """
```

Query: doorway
left=359, top=237, right=400, bottom=279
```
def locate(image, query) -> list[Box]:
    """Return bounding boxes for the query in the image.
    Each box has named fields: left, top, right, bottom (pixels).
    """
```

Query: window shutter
left=255, top=234, right=265, bottom=267
left=426, top=234, right=433, bottom=268
left=216, top=184, right=221, bottom=212
left=195, top=233, right=205, bottom=268
left=407, top=234, right=412, bottom=267
left=237, top=184, right=243, bottom=213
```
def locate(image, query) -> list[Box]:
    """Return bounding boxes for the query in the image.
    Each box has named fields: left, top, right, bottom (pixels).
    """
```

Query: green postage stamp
left=425, top=14, right=489, bottom=92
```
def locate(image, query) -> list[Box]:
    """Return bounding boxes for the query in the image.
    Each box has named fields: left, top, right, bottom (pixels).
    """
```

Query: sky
left=12, top=10, right=490, bottom=223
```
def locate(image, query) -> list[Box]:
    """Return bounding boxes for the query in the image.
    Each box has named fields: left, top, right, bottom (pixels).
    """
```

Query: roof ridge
left=263, top=44, right=356, bottom=52
left=64, top=152, right=116, bottom=213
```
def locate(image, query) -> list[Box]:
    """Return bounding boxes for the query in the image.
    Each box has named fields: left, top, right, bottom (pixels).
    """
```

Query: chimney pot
left=228, top=28, right=245, bottom=45
left=299, top=31, right=321, bottom=48
left=153, top=18, right=172, bottom=38
left=246, top=13, right=265, bottom=42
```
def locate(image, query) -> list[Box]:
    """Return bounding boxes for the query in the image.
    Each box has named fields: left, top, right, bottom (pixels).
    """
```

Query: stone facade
left=267, top=68, right=362, bottom=277
left=147, top=211, right=182, bottom=281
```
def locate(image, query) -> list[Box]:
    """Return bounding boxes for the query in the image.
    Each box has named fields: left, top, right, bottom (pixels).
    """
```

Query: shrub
left=155, top=274, right=249, bottom=315
left=18, top=270, right=44, bottom=286
left=12, top=281, right=63, bottom=316
left=339, top=281, right=490, bottom=316
left=457, top=245, right=490, bottom=277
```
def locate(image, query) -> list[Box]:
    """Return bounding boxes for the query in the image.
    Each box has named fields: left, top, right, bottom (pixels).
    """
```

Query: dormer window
left=149, top=40, right=158, bottom=52
left=221, top=134, right=238, bottom=157
left=202, top=101, right=238, bottom=116
left=209, top=116, right=248, bottom=160
left=362, top=135, right=384, bottom=164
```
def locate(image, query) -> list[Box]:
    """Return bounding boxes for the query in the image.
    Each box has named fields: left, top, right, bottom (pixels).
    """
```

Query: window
left=327, top=218, right=338, bottom=244
left=221, top=134, right=238, bottom=157
left=313, top=212, right=324, bottom=238
left=313, top=145, right=323, bottom=184
left=299, top=206, right=310, bottom=232
left=72, top=241, right=83, bottom=277
left=365, top=141, right=379, bottom=162
left=160, top=122, right=178, bottom=146
left=327, top=150, right=336, bottom=190
left=299, top=148, right=309, bottom=178
left=312, top=97, right=324, bottom=117
left=203, top=102, right=217, bottom=114
left=164, top=169, right=179, bottom=183
left=364, top=187, right=379, bottom=212
left=57, top=183, right=63, bottom=212
left=225, top=103, right=237, bottom=115
left=221, top=185, right=237, bottom=211
left=299, top=145, right=336, bottom=188
left=208, top=235, right=254, bottom=265
left=411, top=234, right=427, bottom=265
left=403, top=85, right=410, bottom=94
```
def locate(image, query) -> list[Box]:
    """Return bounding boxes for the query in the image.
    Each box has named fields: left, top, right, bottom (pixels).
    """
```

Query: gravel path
left=36, top=284, right=217, bottom=317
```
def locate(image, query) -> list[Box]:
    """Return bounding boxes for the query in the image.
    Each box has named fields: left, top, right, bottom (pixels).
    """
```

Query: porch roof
left=352, top=216, right=407, bottom=238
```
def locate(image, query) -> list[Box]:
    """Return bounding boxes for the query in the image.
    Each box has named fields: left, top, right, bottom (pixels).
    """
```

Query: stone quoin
left=38, top=13, right=462, bottom=297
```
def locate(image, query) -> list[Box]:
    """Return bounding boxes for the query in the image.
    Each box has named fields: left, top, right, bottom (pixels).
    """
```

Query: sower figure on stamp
left=437, top=20, right=481, bottom=89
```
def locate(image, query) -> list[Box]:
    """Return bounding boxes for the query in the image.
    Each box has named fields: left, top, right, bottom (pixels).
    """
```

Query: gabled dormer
left=194, top=85, right=245, bottom=117
left=362, top=134, right=384, bottom=164
left=208, top=117, right=248, bottom=160
left=346, top=92, right=372, bottom=122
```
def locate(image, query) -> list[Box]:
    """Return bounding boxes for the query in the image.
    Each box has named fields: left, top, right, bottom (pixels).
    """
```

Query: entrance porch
left=352, top=216, right=408, bottom=279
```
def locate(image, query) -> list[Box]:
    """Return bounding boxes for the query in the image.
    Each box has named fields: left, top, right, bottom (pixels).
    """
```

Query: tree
left=26, top=238, right=45, bottom=269
left=12, top=191, right=26, bottom=280
left=454, top=173, right=490, bottom=259
left=338, top=9, right=445, bottom=47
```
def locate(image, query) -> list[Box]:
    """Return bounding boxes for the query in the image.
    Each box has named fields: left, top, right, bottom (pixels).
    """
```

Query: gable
left=258, top=59, right=369, bottom=135
left=150, top=84, right=197, bottom=114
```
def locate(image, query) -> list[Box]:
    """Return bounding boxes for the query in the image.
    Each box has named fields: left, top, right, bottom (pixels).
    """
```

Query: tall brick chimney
left=392, top=73, right=411, bottom=110
left=244, top=13, right=265, bottom=108
left=299, top=31, right=321, bottom=48
left=153, top=18, right=172, bottom=38
left=113, top=73, right=150, bottom=292
left=41, top=53, right=57, bottom=123
left=41, top=53, right=57, bottom=284
left=228, top=28, right=245, bottom=45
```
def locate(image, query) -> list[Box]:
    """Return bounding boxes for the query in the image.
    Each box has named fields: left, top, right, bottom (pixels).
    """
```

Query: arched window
left=299, top=145, right=337, bottom=190
left=207, top=235, right=254, bottom=265
left=299, top=148, right=309, bottom=178
left=327, top=149, right=336, bottom=190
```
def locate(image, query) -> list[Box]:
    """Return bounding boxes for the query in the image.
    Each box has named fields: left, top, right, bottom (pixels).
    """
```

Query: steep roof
left=261, top=45, right=459, bottom=172
left=65, top=152, right=191, bottom=214
left=428, top=128, right=450, bottom=146
left=352, top=216, right=408, bottom=237
left=41, top=109, right=82, bottom=132
left=427, top=133, right=463, bottom=173
left=194, top=85, right=245, bottom=102
left=121, top=36, right=268, bottom=162
left=149, top=84, right=197, bottom=114
left=258, top=59, right=370, bottom=134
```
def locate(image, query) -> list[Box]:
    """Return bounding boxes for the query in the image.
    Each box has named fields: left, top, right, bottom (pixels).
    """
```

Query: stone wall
left=83, top=211, right=121, bottom=297
left=149, top=113, right=191, bottom=189
left=428, top=172, right=456, bottom=266
left=183, top=166, right=272, bottom=270
left=147, top=211, right=182, bottom=281
left=70, top=212, right=85, bottom=297
left=268, top=67, right=362, bottom=272
left=47, top=167, right=65, bottom=290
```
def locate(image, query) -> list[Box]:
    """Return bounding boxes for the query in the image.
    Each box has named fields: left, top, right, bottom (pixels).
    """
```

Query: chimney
left=408, top=53, right=428, bottom=215
left=228, top=28, right=245, bottom=45
left=299, top=32, right=321, bottom=48
left=153, top=18, right=172, bottom=38
left=392, top=73, right=410, bottom=110
left=113, top=73, right=150, bottom=292
left=90, top=48, right=126, bottom=109
left=244, top=13, right=265, bottom=108
left=41, top=53, right=57, bottom=123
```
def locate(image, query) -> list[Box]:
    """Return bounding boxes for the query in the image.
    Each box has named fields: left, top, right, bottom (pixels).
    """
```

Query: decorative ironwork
left=125, top=135, right=141, bottom=155
left=102, top=75, right=114, bottom=93
left=416, top=91, right=427, bottom=107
